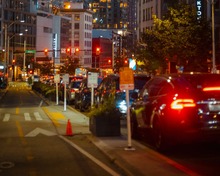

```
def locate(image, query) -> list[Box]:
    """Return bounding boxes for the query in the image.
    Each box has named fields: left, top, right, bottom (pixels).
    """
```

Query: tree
left=136, top=3, right=212, bottom=73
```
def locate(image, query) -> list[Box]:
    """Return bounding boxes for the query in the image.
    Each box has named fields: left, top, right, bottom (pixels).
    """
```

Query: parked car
left=94, top=73, right=151, bottom=116
left=66, top=79, right=82, bottom=104
left=75, top=77, right=103, bottom=112
left=74, top=78, right=91, bottom=111
left=130, top=73, right=220, bottom=151
left=59, top=76, right=84, bottom=102
left=33, top=75, right=40, bottom=82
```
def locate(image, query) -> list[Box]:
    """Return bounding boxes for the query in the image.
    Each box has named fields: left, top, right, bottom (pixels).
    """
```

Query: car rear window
left=134, top=76, right=151, bottom=90
left=71, top=81, right=81, bottom=88
left=174, top=74, right=220, bottom=91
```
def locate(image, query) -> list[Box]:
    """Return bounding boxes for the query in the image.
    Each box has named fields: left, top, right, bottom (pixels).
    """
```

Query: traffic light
left=96, top=47, right=100, bottom=55
left=75, top=48, right=79, bottom=55
left=44, top=48, right=48, bottom=56
left=12, top=59, right=15, bottom=65
left=66, top=48, right=71, bottom=55
left=124, top=58, right=128, bottom=66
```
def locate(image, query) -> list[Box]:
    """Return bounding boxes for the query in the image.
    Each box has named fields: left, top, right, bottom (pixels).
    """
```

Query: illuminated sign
left=197, top=0, right=202, bottom=20
left=52, top=33, right=58, bottom=58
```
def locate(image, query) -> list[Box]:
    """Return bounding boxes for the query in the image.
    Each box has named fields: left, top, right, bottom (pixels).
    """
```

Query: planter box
left=89, top=113, right=121, bottom=137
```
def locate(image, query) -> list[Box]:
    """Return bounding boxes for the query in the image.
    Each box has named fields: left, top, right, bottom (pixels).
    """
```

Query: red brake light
left=203, top=87, right=220, bottom=91
left=171, top=99, right=196, bottom=110
left=70, top=89, right=75, bottom=93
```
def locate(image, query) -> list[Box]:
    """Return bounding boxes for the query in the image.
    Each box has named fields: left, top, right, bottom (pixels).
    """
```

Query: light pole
left=211, top=0, right=216, bottom=73
left=4, top=20, right=24, bottom=77
left=23, top=39, right=26, bottom=77
left=7, top=33, right=23, bottom=81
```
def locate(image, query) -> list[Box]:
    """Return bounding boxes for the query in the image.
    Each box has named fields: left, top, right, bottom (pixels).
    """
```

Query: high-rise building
left=0, top=0, right=37, bottom=79
left=60, top=2, right=93, bottom=68
left=89, top=0, right=128, bottom=29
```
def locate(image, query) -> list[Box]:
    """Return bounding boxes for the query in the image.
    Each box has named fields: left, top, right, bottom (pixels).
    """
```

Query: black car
left=94, top=73, right=151, bottom=116
left=74, top=78, right=90, bottom=111
left=130, top=73, right=220, bottom=151
left=59, top=76, right=83, bottom=104
left=66, top=80, right=82, bottom=104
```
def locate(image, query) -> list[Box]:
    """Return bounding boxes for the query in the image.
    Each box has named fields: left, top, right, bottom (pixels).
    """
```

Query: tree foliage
left=59, top=56, right=80, bottom=75
left=136, top=3, right=212, bottom=73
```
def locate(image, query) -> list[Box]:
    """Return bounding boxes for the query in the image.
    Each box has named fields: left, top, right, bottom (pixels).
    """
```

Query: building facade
left=0, top=0, right=37, bottom=79
left=92, top=37, right=113, bottom=69
left=60, top=2, right=93, bottom=68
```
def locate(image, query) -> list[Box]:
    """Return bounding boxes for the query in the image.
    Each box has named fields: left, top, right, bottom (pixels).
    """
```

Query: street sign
left=25, top=50, right=36, bottom=54
left=63, top=74, right=69, bottom=84
left=87, top=72, right=98, bottom=88
left=54, top=74, right=60, bottom=83
left=61, top=48, right=66, bottom=53
left=119, top=67, right=134, bottom=90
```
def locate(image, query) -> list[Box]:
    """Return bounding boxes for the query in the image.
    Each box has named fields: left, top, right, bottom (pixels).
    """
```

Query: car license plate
left=208, top=104, right=220, bottom=111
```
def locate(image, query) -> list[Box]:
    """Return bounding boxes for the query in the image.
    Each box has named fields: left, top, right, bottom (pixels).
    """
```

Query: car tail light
left=203, top=86, right=220, bottom=91
left=70, top=89, right=75, bottom=93
left=83, top=89, right=89, bottom=93
left=171, top=99, right=196, bottom=110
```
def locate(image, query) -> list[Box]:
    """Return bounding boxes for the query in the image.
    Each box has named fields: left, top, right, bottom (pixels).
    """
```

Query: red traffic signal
left=75, top=48, right=79, bottom=55
left=44, top=48, right=48, bottom=56
left=66, top=48, right=71, bottom=54
left=124, top=59, right=128, bottom=64
left=96, top=47, right=100, bottom=55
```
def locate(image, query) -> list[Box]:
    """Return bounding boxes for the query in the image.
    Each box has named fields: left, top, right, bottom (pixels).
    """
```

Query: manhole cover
left=0, top=161, right=15, bottom=169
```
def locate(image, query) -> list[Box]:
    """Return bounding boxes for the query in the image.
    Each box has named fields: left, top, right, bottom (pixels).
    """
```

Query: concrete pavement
left=0, top=87, right=198, bottom=176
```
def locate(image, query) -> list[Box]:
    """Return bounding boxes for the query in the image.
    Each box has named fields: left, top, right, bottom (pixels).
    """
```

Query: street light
left=7, top=33, right=23, bottom=64
left=22, top=29, right=28, bottom=78
left=4, top=20, right=24, bottom=77
left=7, top=33, right=23, bottom=81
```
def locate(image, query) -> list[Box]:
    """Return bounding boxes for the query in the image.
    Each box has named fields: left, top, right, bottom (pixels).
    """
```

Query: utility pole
left=211, top=0, right=216, bottom=73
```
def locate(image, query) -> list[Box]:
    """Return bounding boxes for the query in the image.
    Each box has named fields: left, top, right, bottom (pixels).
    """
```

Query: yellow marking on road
left=42, top=107, right=66, bottom=127
left=16, top=121, right=24, bottom=138
left=16, top=107, right=19, bottom=114
left=16, top=121, right=36, bottom=174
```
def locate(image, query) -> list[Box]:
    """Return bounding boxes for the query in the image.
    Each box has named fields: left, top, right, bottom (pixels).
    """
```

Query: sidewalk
left=45, top=102, right=196, bottom=176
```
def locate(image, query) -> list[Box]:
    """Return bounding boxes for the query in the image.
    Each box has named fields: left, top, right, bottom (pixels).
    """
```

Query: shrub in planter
left=88, top=96, right=121, bottom=137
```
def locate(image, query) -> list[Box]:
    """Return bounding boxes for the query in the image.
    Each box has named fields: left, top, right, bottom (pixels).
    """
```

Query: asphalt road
left=0, top=82, right=126, bottom=176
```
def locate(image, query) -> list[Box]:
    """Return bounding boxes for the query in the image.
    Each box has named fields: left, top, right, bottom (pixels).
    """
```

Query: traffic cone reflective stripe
left=66, top=119, right=73, bottom=136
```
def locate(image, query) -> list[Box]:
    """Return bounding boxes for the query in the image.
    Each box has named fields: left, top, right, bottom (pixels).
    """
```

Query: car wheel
left=79, top=102, right=85, bottom=112
left=152, top=118, right=167, bottom=152
left=75, top=100, right=79, bottom=109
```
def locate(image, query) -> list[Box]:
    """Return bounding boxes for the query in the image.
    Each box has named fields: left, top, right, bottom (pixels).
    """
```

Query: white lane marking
left=34, top=112, right=43, bottom=121
left=39, top=100, right=43, bottom=107
left=25, top=128, right=57, bottom=137
left=24, top=113, right=31, bottom=121
left=3, top=114, right=10, bottom=122
left=59, top=135, right=120, bottom=176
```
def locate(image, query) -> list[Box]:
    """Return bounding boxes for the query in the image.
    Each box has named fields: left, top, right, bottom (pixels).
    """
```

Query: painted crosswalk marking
left=24, top=113, right=31, bottom=121
left=3, top=114, right=10, bottom=122
left=2, top=112, right=44, bottom=122
left=34, top=112, right=43, bottom=120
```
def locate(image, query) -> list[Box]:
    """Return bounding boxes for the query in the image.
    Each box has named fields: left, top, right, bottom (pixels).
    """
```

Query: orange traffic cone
left=66, top=119, right=73, bottom=136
